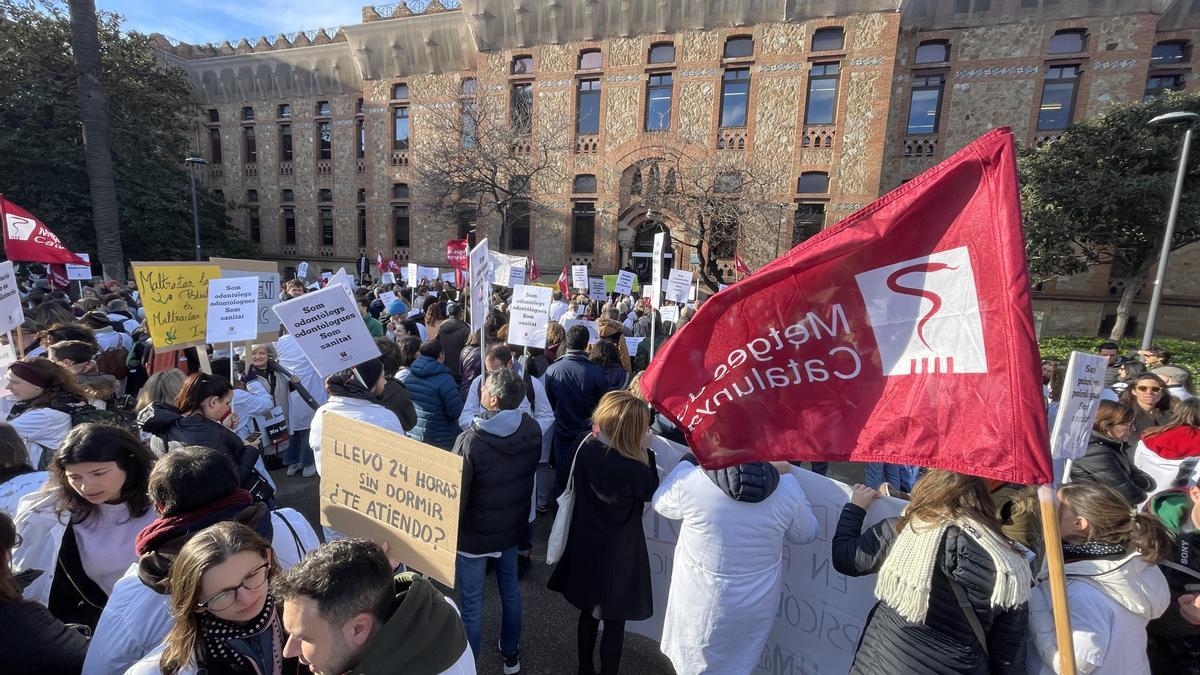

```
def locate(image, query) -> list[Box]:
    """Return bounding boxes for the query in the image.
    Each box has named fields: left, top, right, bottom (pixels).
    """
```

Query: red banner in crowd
left=0, top=195, right=86, bottom=264
left=446, top=240, right=469, bottom=269
left=556, top=266, right=570, bottom=297
left=642, top=128, right=1051, bottom=484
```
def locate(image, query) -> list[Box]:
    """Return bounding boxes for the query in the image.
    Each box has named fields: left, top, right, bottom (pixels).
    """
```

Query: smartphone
left=245, top=432, right=263, bottom=445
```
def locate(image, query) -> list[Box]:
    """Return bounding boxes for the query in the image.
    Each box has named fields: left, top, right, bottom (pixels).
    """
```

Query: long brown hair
left=592, top=390, right=651, bottom=465
left=0, top=512, right=22, bottom=603
left=1119, top=373, right=1173, bottom=413
left=9, top=357, right=96, bottom=407
left=0, top=422, right=34, bottom=483
left=896, top=469, right=1007, bottom=539
left=1144, top=397, right=1200, bottom=439
left=1059, top=481, right=1171, bottom=563
left=50, top=424, right=155, bottom=525
left=160, top=521, right=278, bottom=675
left=1092, top=400, right=1134, bottom=439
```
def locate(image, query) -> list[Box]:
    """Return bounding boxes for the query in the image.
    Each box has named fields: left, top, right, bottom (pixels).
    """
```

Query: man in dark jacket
left=545, top=325, right=609, bottom=494
left=1148, top=483, right=1200, bottom=672
left=451, top=368, right=540, bottom=671
left=398, top=341, right=465, bottom=450
left=436, top=303, right=471, bottom=383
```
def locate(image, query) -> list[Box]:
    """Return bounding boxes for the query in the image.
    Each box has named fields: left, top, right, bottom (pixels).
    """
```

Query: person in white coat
left=311, top=358, right=406, bottom=477
left=652, top=455, right=820, bottom=675
left=276, top=332, right=329, bottom=477
left=1027, top=480, right=1172, bottom=675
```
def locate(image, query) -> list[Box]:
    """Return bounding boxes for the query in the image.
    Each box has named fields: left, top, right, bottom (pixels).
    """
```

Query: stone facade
left=160, top=0, right=1200, bottom=337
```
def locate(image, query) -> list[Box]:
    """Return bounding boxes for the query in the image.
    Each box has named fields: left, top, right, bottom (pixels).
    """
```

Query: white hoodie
left=1027, top=552, right=1170, bottom=675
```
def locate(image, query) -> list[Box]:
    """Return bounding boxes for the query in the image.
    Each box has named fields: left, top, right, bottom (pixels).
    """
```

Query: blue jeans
left=864, top=462, right=920, bottom=492
left=284, top=429, right=314, bottom=468
left=456, top=546, right=521, bottom=659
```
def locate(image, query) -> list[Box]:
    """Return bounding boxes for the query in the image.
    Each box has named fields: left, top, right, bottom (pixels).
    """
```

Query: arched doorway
left=631, top=220, right=674, bottom=283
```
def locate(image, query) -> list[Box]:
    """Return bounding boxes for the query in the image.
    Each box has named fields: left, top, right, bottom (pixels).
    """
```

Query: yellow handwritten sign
left=319, top=413, right=464, bottom=586
left=132, top=262, right=222, bottom=351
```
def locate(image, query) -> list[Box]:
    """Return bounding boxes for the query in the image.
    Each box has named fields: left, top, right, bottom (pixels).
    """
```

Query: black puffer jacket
left=138, top=403, right=261, bottom=488
left=451, top=409, right=542, bottom=554
left=832, top=504, right=1028, bottom=674
left=1070, top=431, right=1156, bottom=506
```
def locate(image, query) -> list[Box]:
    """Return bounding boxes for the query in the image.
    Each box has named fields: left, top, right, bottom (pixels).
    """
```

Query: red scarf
left=135, top=490, right=253, bottom=555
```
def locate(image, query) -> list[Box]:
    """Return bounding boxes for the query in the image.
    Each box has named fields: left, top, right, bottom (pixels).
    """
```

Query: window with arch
left=812, top=27, right=845, bottom=52
left=915, top=40, right=950, bottom=64
left=631, top=167, right=643, bottom=195
left=392, top=83, right=409, bottom=100
left=1151, top=41, right=1189, bottom=66
left=512, top=55, right=534, bottom=75
left=797, top=172, right=829, bottom=193
left=579, top=49, right=602, bottom=70
left=723, top=36, right=754, bottom=59
left=573, top=175, right=597, bottom=193
left=1048, top=29, right=1086, bottom=54
left=649, top=42, right=675, bottom=64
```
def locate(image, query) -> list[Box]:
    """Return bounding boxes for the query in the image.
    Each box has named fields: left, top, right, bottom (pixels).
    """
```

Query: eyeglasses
left=1135, top=385, right=1163, bottom=394
left=197, top=562, right=270, bottom=612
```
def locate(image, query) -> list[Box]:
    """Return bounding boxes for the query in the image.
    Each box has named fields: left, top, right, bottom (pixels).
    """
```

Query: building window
left=277, top=103, right=291, bottom=118
left=316, top=100, right=331, bottom=117
left=241, top=106, right=255, bottom=121
left=719, top=69, right=750, bottom=128
left=512, top=55, right=534, bottom=75
left=645, top=73, right=673, bottom=131
left=208, top=109, right=220, bottom=123
left=579, top=49, right=602, bottom=70
left=317, top=121, right=332, bottom=160
left=573, top=174, right=597, bottom=193
left=1151, top=41, right=1189, bottom=67
left=460, top=78, right=478, bottom=148
left=249, top=208, right=261, bottom=243
left=461, top=78, right=478, bottom=96
left=242, top=126, right=257, bottom=163
left=915, top=40, right=950, bottom=64
left=279, top=124, right=293, bottom=161
left=319, top=208, right=334, bottom=246
left=797, top=172, right=829, bottom=193
left=355, top=98, right=364, bottom=115
left=392, top=205, right=410, bottom=247
left=392, top=106, right=409, bottom=151
left=1037, top=65, right=1080, bottom=130
left=319, top=189, right=332, bottom=203
left=723, top=36, right=754, bottom=59
left=1048, top=29, right=1086, bottom=54
left=280, top=189, right=293, bottom=203
left=571, top=202, right=596, bottom=254
left=392, top=183, right=410, bottom=200
left=511, top=83, right=533, bottom=135
left=246, top=189, right=258, bottom=203
left=576, top=79, right=601, bottom=135
left=457, top=210, right=477, bottom=247
left=649, top=42, right=675, bottom=64
left=631, top=167, right=643, bottom=195
left=356, top=188, right=365, bottom=204
left=812, top=27, right=845, bottom=52
left=906, top=74, right=944, bottom=134
left=392, top=83, right=409, bottom=100
left=794, top=204, right=825, bottom=246
left=213, top=189, right=224, bottom=203
left=209, top=128, right=222, bottom=163
left=507, top=200, right=530, bottom=251
left=282, top=208, right=296, bottom=245
left=357, top=207, right=367, bottom=248
left=356, top=119, right=365, bottom=159
left=805, top=63, right=840, bottom=125
left=1145, top=73, right=1185, bottom=100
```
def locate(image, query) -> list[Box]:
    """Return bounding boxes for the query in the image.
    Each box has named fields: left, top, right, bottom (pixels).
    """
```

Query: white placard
left=379, top=291, right=398, bottom=308
left=328, top=267, right=355, bottom=290
left=489, top=252, right=527, bottom=287
left=296, top=261, right=309, bottom=279
left=651, top=232, right=666, bottom=309
left=441, top=272, right=456, bottom=284
left=66, top=253, right=92, bottom=281
left=0, top=340, right=16, bottom=394
left=665, top=268, right=693, bottom=305
left=320, top=272, right=332, bottom=281
left=380, top=272, right=396, bottom=285
left=1050, top=351, right=1109, bottom=461
left=571, top=265, right=589, bottom=290
left=206, top=277, right=260, bottom=343
left=624, top=336, right=644, bottom=355
left=659, top=305, right=679, bottom=324
left=508, top=266, right=527, bottom=287
left=562, top=319, right=600, bottom=345
left=588, top=278, right=606, bottom=299
left=0, top=262, right=24, bottom=334
left=614, top=270, right=636, bottom=296
left=416, top=266, right=440, bottom=283
left=407, top=263, right=418, bottom=289
left=213, top=260, right=281, bottom=342
left=642, top=286, right=654, bottom=300
left=272, top=284, right=381, bottom=379
left=507, top=284, right=553, bottom=348
left=468, top=239, right=490, bottom=332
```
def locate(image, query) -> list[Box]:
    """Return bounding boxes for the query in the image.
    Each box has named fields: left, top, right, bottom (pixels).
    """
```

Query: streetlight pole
left=184, top=156, right=208, bottom=261
left=1142, top=111, right=1200, bottom=349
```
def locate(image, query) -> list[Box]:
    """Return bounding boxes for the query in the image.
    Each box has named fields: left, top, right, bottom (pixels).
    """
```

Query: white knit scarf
left=875, top=517, right=1032, bottom=624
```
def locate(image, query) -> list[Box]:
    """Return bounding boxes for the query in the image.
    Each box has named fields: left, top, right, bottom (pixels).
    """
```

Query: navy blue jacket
left=399, top=356, right=464, bottom=449
left=544, top=352, right=610, bottom=461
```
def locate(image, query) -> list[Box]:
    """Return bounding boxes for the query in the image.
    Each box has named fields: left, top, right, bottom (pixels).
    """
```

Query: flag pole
left=1037, top=483, right=1077, bottom=675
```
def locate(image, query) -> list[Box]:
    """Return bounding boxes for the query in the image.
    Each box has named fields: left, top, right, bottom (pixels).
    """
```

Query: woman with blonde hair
left=1027, top=480, right=1171, bottom=674
left=547, top=390, right=660, bottom=675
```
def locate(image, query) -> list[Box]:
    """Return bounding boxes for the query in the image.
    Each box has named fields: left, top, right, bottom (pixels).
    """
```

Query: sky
left=96, top=0, right=365, bottom=46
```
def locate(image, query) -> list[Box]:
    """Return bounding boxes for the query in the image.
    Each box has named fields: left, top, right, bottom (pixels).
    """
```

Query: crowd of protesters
left=1, top=265, right=1199, bottom=675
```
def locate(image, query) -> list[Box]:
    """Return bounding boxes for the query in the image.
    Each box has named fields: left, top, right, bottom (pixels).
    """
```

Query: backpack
left=95, top=347, right=129, bottom=380
left=71, top=404, right=118, bottom=428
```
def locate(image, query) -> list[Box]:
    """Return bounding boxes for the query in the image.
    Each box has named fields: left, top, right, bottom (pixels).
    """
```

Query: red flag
left=556, top=266, right=570, bottom=297
left=733, top=253, right=751, bottom=277
left=387, top=258, right=402, bottom=274
left=642, top=128, right=1051, bottom=484
left=446, top=240, right=469, bottom=269
left=0, top=196, right=86, bottom=264
left=48, top=264, right=70, bottom=288
left=376, top=251, right=386, bottom=275
left=530, top=256, right=539, bottom=281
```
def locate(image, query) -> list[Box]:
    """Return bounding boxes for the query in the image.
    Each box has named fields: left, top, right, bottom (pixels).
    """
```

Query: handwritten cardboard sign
left=211, top=258, right=281, bottom=344
left=132, top=261, right=222, bottom=351
left=319, top=413, right=463, bottom=586
left=206, top=277, right=259, bottom=343
left=272, top=284, right=380, bottom=378
left=508, top=284, right=552, bottom=348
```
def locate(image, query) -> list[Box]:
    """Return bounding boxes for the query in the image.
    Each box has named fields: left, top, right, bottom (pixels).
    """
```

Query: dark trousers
left=577, top=611, right=625, bottom=675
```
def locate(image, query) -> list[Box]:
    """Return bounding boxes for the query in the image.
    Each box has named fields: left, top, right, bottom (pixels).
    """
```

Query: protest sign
left=588, top=278, right=606, bottom=299
left=407, top=263, right=418, bottom=288
left=665, top=268, right=693, bottom=305
left=468, top=239, right=490, bottom=331
left=272, top=284, right=380, bottom=378
left=441, top=272, right=456, bottom=284
left=1050, top=352, right=1109, bottom=461
left=0, top=261, right=24, bottom=334
left=562, top=319, right=599, bottom=345
left=133, top=262, right=222, bottom=350
left=489, top=252, right=527, bottom=286
left=508, top=266, right=526, bottom=287
left=381, top=272, right=396, bottom=285
left=613, top=270, right=637, bottom=296
left=416, top=266, right=440, bottom=283
left=296, top=261, right=309, bottom=279
left=446, top=239, right=469, bottom=269
left=625, top=336, right=644, bottom=355
left=651, top=232, right=666, bottom=309
left=66, top=253, right=92, bottom=281
left=205, top=277, right=259, bottom=343
left=379, top=291, right=398, bottom=308
left=572, top=265, right=589, bottom=290
left=629, top=444, right=903, bottom=675
left=0, top=340, right=16, bottom=393
left=660, top=305, right=679, bottom=324
left=211, top=258, right=282, bottom=344
left=319, top=413, right=463, bottom=587
left=642, top=286, right=654, bottom=300
left=508, top=284, right=553, bottom=348
left=328, top=268, right=355, bottom=290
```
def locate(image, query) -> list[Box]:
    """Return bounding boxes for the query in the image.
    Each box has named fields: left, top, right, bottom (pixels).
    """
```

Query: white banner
left=614, top=270, right=636, bottom=296
left=1050, top=351, right=1109, bottom=461
left=206, top=277, right=259, bottom=343
left=468, top=239, right=490, bottom=332
left=272, top=284, right=381, bottom=378
left=0, top=262, right=23, bottom=334
left=665, top=268, right=693, bottom=305
left=66, top=252, right=92, bottom=281
left=507, top=284, right=553, bottom=348
left=588, top=278, right=606, bottom=299
left=571, top=265, right=589, bottom=290
left=651, top=232, right=666, bottom=309
left=489, top=252, right=528, bottom=287
left=416, top=265, right=440, bottom=283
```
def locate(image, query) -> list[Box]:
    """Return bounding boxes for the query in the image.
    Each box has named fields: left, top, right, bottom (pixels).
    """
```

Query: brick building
left=154, top=0, right=1200, bottom=337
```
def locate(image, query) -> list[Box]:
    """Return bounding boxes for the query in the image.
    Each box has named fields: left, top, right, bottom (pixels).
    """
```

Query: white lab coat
left=652, top=462, right=820, bottom=675
left=8, top=406, right=71, bottom=469
left=231, top=381, right=278, bottom=492
left=275, top=334, right=328, bottom=432
left=311, top=396, right=406, bottom=477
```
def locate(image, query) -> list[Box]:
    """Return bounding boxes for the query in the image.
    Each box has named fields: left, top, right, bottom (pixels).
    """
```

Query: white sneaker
left=302, top=466, right=317, bottom=478
left=286, top=463, right=302, bottom=476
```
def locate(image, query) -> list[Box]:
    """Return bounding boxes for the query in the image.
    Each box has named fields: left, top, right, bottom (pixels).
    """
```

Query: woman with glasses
left=1070, top=400, right=1156, bottom=506
left=1120, top=373, right=1175, bottom=438
left=141, top=520, right=299, bottom=675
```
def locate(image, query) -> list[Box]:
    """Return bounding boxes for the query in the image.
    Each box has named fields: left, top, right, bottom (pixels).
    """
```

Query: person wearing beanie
left=387, top=298, right=408, bottom=317
left=310, top=358, right=406, bottom=478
